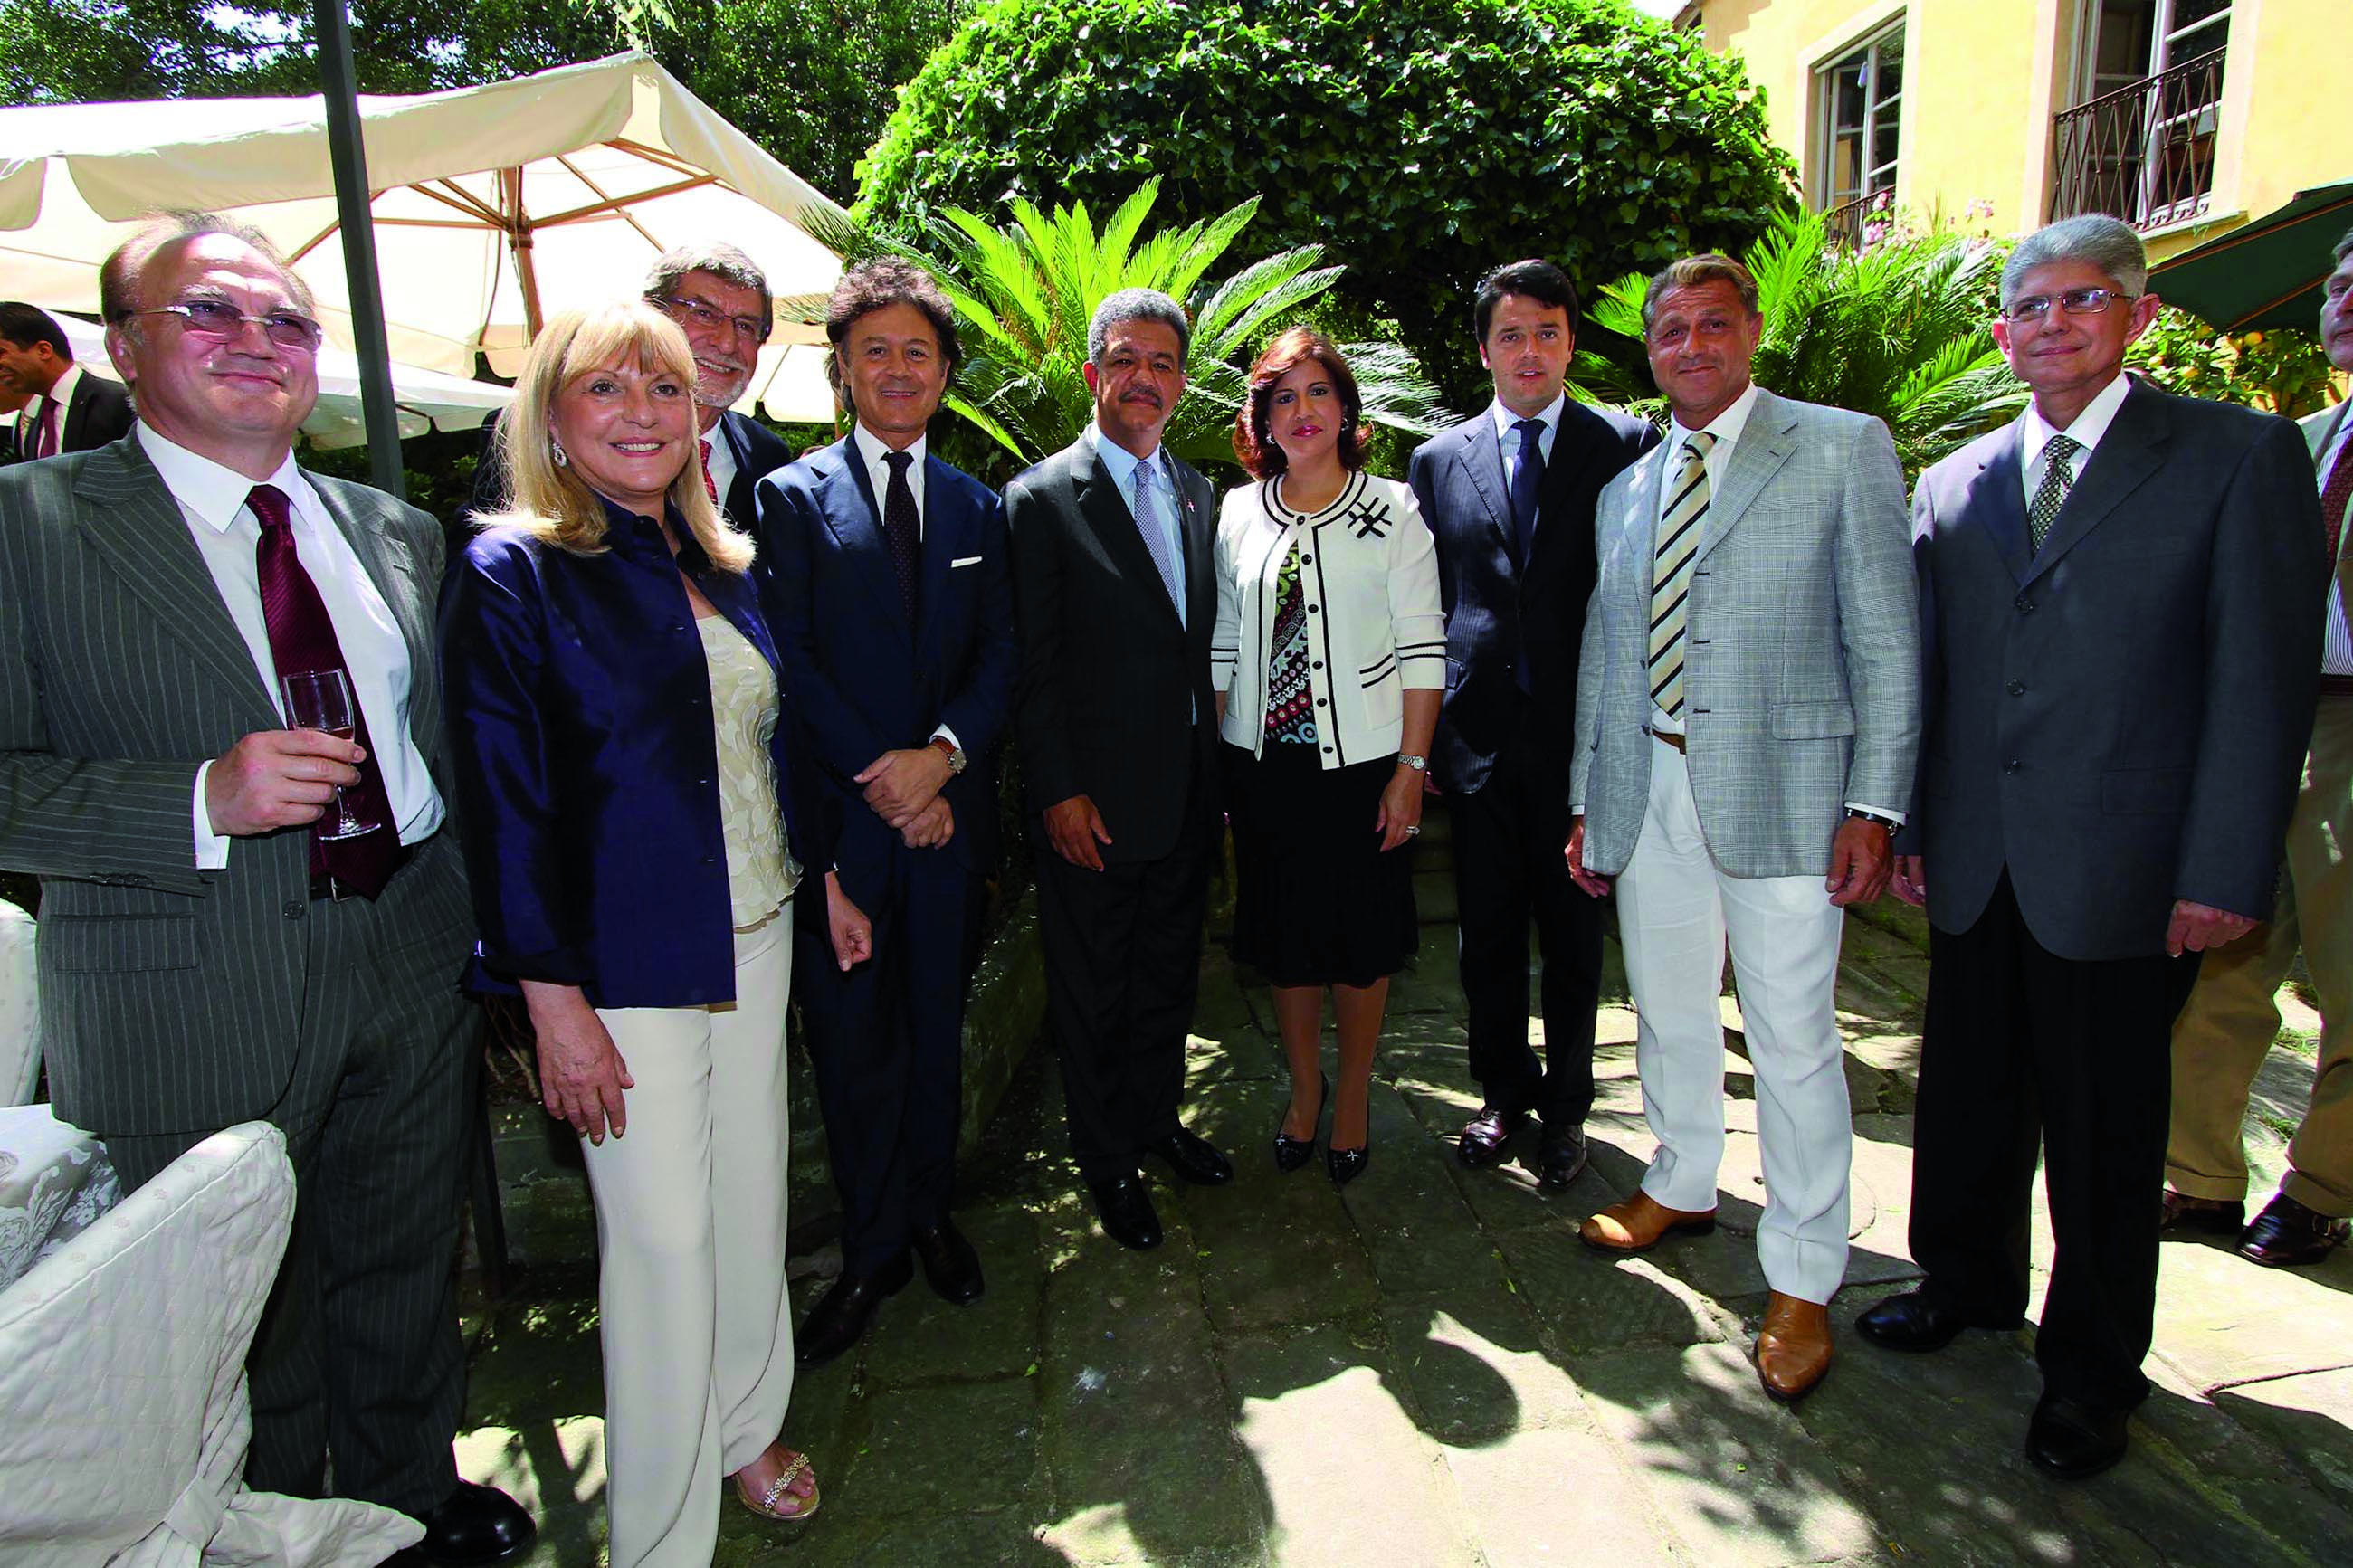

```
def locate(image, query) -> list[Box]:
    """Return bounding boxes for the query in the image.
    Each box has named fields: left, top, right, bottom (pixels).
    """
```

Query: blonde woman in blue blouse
left=1212, top=327, right=1445, bottom=1184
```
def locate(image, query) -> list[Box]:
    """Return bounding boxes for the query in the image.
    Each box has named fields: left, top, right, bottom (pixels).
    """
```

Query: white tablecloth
left=0, top=1104, right=119, bottom=1292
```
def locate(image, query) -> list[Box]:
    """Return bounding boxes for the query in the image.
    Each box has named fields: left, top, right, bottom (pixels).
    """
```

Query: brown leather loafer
left=2239, top=1193, right=2351, bottom=1267
left=1578, top=1191, right=1717, bottom=1254
left=2158, top=1188, right=2243, bottom=1235
left=1754, top=1290, right=1833, bottom=1402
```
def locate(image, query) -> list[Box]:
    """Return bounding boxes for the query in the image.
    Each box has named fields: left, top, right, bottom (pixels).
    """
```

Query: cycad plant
left=826, top=179, right=1451, bottom=470
left=1572, top=207, right=2025, bottom=478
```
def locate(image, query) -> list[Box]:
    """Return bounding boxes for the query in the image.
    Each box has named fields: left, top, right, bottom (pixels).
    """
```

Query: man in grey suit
left=0, top=214, right=532, bottom=1565
left=1566, top=253, right=1919, bottom=1404
left=1865, top=215, right=2322, bottom=1480
left=2161, top=225, right=2353, bottom=1269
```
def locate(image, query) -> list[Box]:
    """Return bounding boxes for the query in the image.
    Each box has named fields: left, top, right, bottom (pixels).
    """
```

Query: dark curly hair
left=1233, top=327, right=1366, bottom=478
left=824, top=258, right=961, bottom=413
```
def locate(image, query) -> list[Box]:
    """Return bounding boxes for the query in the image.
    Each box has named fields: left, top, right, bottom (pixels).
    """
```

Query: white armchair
left=0, top=901, right=38, bottom=1107
left=0, top=1121, right=422, bottom=1567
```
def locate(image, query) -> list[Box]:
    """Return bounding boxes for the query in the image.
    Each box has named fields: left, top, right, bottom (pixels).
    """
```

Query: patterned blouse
left=1262, top=542, right=1317, bottom=746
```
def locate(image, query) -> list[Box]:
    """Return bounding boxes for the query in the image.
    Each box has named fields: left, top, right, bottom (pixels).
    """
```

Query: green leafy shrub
left=855, top=0, right=1796, bottom=410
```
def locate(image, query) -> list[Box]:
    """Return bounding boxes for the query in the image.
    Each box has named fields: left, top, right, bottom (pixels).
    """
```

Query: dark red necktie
left=882, top=450, right=919, bottom=622
left=700, top=438, right=720, bottom=506
left=2323, top=439, right=2353, bottom=573
left=251, top=483, right=401, bottom=898
left=33, top=399, right=58, bottom=460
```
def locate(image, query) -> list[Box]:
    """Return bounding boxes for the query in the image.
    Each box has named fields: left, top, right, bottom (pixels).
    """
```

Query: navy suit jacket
left=754, top=434, right=1015, bottom=909
left=439, top=499, right=804, bottom=1009
left=1408, top=401, right=1658, bottom=793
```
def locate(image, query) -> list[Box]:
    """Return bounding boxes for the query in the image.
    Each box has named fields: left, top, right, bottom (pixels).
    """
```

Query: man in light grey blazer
left=1566, top=252, right=1918, bottom=1404
left=0, top=214, right=532, bottom=1565
left=1868, top=216, right=2322, bottom=1481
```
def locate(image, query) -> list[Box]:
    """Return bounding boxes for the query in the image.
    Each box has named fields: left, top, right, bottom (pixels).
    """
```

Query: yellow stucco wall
left=1696, top=0, right=2343, bottom=260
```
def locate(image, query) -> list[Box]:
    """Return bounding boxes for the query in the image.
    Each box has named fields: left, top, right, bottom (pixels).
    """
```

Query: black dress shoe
left=1855, top=1290, right=2015, bottom=1353
left=2026, top=1392, right=2129, bottom=1480
left=408, top=1480, right=536, bottom=1567
left=1326, top=1141, right=1369, bottom=1187
left=1273, top=1074, right=1326, bottom=1174
left=1537, top=1126, right=1589, bottom=1192
left=1150, top=1126, right=1235, bottom=1186
left=795, top=1252, right=914, bottom=1367
left=910, top=1218, right=986, bottom=1305
left=1088, top=1171, right=1164, bottom=1250
left=1458, top=1106, right=1527, bottom=1169
left=2239, top=1193, right=2352, bottom=1267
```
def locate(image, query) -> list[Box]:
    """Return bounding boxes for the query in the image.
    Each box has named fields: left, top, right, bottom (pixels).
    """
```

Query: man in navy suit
left=1407, top=260, right=1658, bottom=1188
left=755, top=259, right=1015, bottom=1365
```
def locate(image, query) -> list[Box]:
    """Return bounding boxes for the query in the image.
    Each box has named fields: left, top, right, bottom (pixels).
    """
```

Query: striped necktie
left=1648, top=432, right=1716, bottom=722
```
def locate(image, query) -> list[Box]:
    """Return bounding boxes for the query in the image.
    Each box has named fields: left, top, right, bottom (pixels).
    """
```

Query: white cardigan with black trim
left=1210, top=470, right=1445, bottom=768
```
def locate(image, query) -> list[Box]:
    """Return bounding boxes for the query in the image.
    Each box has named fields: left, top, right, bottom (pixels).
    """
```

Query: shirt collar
left=136, top=421, right=310, bottom=533
left=1668, top=378, right=1762, bottom=455
left=1086, top=420, right=1161, bottom=493
left=1487, top=393, right=1567, bottom=445
left=851, top=423, right=927, bottom=473
left=2022, top=369, right=2135, bottom=459
left=37, top=363, right=83, bottom=417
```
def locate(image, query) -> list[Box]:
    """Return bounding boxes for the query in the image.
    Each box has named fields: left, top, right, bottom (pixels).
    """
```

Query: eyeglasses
left=126, top=299, right=325, bottom=352
left=656, top=294, right=768, bottom=344
left=2002, top=287, right=2137, bottom=325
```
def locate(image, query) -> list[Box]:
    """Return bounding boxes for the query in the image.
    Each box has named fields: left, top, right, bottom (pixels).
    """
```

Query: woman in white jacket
left=1212, top=327, right=1444, bottom=1185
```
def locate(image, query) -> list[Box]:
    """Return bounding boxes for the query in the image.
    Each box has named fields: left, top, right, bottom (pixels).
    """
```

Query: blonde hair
left=486, top=299, right=753, bottom=574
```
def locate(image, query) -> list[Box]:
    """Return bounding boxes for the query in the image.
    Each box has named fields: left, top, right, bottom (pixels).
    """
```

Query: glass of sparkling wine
left=280, top=670, right=377, bottom=840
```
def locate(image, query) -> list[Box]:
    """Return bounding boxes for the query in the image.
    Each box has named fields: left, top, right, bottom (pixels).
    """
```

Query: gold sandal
left=732, top=1449, right=819, bottom=1523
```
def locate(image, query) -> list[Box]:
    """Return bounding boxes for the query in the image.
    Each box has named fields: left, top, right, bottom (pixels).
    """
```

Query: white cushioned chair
left=0, top=901, right=39, bottom=1107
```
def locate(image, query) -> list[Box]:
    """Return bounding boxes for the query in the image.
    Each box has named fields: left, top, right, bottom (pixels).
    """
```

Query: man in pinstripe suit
left=0, top=214, right=531, bottom=1565
left=1566, top=253, right=1919, bottom=1405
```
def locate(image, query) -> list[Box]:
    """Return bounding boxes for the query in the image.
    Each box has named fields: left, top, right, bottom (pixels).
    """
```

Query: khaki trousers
left=582, top=914, right=795, bottom=1568
left=2167, top=695, right=2353, bottom=1218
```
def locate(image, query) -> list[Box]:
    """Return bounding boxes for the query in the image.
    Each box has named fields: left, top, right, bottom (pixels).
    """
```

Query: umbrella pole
left=315, top=0, right=405, bottom=499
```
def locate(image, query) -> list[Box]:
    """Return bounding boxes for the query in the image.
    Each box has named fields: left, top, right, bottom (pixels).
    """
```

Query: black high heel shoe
left=1327, top=1141, right=1370, bottom=1186
left=1273, top=1073, right=1326, bottom=1174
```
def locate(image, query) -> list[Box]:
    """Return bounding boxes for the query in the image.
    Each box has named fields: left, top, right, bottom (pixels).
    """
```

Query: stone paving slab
left=446, top=911, right=2353, bottom=1566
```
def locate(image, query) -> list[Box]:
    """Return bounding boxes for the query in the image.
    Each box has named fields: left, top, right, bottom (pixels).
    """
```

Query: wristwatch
left=929, top=736, right=967, bottom=774
left=1396, top=753, right=1428, bottom=772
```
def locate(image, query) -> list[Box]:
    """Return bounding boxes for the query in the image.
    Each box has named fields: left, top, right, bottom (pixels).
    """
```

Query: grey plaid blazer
left=0, top=434, right=472, bottom=1134
left=1570, top=387, right=1920, bottom=879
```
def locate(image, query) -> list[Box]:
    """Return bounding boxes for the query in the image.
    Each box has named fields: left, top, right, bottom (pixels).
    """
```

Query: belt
left=2320, top=674, right=2353, bottom=699
left=1644, top=726, right=1687, bottom=753
left=310, top=842, right=412, bottom=902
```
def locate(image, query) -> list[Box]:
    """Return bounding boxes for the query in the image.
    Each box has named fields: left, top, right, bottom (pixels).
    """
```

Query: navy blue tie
left=1509, top=417, right=1546, bottom=565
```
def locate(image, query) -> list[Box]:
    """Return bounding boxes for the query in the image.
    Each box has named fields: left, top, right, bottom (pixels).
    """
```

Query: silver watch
left=1396, top=753, right=1428, bottom=772
left=930, top=737, right=967, bottom=774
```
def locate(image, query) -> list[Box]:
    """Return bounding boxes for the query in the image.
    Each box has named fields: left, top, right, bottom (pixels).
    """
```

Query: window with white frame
left=1815, top=20, right=1905, bottom=243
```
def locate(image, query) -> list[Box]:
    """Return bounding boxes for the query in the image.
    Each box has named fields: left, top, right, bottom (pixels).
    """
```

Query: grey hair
left=2334, top=225, right=2353, bottom=265
left=643, top=242, right=773, bottom=342
left=2002, top=215, right=2148, bottom=306
left=1087, top=288, right=1191, bottom=364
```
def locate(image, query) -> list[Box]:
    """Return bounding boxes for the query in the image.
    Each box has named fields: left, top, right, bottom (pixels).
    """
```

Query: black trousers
left=1910, top=872, right=2201, bottom=1412
left=103, top=844, right=477, bottom=1516
left=797, top=848, right=978, bottom=1275
left=1035, top=765, right=1213, bottom=1182
left=1448, top=724, right=1603, bottom=1127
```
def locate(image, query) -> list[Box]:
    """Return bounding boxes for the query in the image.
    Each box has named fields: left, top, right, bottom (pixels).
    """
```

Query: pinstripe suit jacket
left=0, top=434, right=472, bottom=1134
left=1570, top=387, right=1920, bottom=879
left=2306, top=400, right=2351, bottom=608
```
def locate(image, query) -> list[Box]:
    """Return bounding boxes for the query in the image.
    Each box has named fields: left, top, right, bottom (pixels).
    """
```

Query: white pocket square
left=951, top=556, right=983, bottom=567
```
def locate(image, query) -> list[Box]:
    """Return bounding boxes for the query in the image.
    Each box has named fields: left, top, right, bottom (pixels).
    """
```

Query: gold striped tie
left=1648, top=432, right=1716, bottom=721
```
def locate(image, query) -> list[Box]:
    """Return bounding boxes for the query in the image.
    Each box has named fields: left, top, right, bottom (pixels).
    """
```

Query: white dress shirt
left=142, top=423, right=444, bottom=866
left=1488, top=392, right=1567, bottom=490
left=2018, top=369, right=2134, bottom=508
left=22, top=363, right=81, bottom=458
left=701, top=413, right=739, bottom=517
left=2319, top=414, right=2353, bottom=678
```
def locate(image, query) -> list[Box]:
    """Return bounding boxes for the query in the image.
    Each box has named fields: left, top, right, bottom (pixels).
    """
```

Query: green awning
left=2148, top=180, right=2353, bottom=335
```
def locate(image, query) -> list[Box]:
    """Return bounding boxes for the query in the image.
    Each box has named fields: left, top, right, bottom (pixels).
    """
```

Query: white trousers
left=581, top=914, right=795, bottom=1568
left=1615, top=737, right=1852, bottom=1304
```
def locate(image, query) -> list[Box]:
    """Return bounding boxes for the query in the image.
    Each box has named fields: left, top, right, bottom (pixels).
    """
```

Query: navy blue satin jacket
left=439, top=499, right=803, bottom=1009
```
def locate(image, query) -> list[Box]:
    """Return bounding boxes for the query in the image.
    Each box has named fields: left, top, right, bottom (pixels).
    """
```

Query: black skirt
left=1224, top=739, right=1417, bottom=988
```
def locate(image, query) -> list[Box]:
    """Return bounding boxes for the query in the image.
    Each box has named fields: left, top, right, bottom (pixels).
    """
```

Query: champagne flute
left=280, top=669, right=378, bottom=840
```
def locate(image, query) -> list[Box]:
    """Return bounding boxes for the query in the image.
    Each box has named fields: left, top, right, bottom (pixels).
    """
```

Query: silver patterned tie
left=1133, top=458, right=1186, bottom=625
left=2029, top=434, right=2080, bottom=551
left=1648, top=432, right=1716, bottom=721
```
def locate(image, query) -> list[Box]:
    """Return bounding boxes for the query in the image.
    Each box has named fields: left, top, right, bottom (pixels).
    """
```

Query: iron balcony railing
left=2048, top=46, right=2227, bottom=231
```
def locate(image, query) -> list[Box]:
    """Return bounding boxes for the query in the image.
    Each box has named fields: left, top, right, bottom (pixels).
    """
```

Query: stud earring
left=551, top=442, right=569, bottom=469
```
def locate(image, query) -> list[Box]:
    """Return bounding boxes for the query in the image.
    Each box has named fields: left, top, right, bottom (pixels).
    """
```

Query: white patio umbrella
left=48, top=313, right=512, bottom=450
left=0, top=52, right=844, bottom=423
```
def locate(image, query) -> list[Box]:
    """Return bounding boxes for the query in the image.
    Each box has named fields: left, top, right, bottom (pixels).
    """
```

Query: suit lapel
left=1076, top=444, right=1186, bottom=634
left=70, top=441, right=278, bottom=727
left=1460, top=418, right=1512, bottom=556
left=1174, top=459, right=1213, bottom=632
left=1695, top=388, right=1798, bottom=562
left=62, top=379, right=94, bottom=451
left=916, top=455, right=971, bottom=663
left=2021, top=384, right=2166, bottom=588
left=1967, top=423, right=2034, bottom=585
left=816, top=434, right=910, bottom=632
left=309, top=474, right=437, bottom=742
